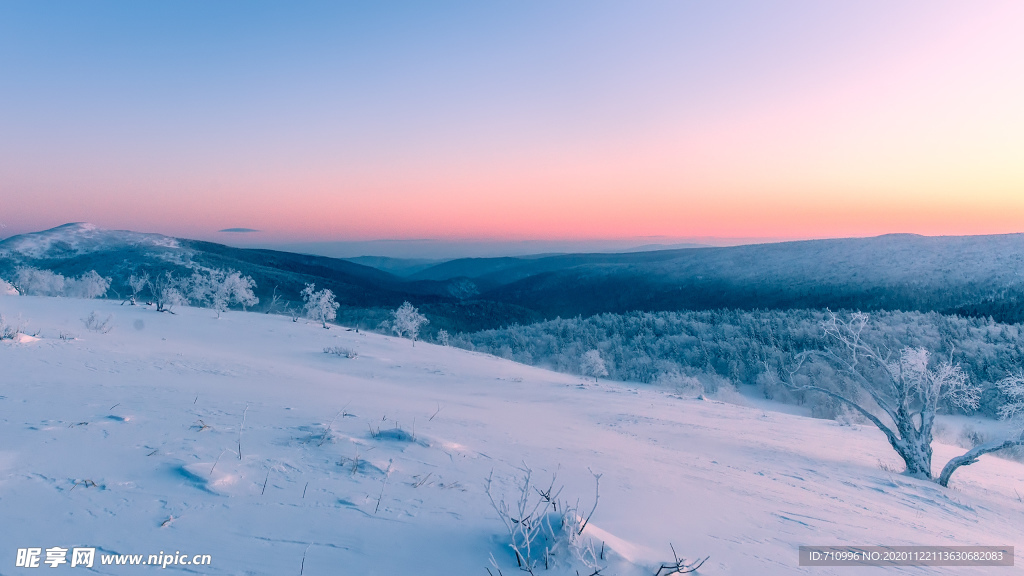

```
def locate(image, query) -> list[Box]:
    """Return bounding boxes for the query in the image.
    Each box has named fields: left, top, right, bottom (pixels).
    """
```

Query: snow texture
left=1, top=296, right=1022, bottom=575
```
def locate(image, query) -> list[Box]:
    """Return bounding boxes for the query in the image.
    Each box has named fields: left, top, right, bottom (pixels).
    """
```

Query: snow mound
left=0, top=278, right=17, bottom=295
left=12, top=333, right=39, bottom=343
left=179, top=462, right=244, bottom=496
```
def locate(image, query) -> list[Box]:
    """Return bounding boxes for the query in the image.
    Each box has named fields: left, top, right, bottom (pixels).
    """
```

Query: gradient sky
left=2, top=1, right=1023, bottom=244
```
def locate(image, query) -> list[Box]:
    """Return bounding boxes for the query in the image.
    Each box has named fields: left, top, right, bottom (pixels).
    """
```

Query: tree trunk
left=892, top=434, right=933, bottom=480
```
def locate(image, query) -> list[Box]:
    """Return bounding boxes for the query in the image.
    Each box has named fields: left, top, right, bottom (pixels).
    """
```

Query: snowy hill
left=0, top=224, right=524, bottom=332
left=463, top=233, right=1024, bottom=321
left=0, top=223, right=183, bottom=260
left=1, top=295, right=1022, bottom=575
left=7, top=225, right=1024, bottom=331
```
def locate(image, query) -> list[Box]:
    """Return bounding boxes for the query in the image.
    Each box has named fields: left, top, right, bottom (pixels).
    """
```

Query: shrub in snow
left=655, top=370, right=703, bottom=397
left=189, top=269, right=259, bottom=318
left=323, top=346, right=358, bottom=359
left=391, top=301, right=428, bottom=345
left=485, top=466, right=603, bottom=574
left=580, top=349, right=608, bottom=381
left=784, top=311, right=1024, bottom=486
left=834, top=404, right=869, bottom=427
left=82, top=311, right=114, bottom=334
left=0, top=314, right=18, bottom=340
left=653, top=546, right=709, bottom=575
left=301, top=283, right=339, bottom=328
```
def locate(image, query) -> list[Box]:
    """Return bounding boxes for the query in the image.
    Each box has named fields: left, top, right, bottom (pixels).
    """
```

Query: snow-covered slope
left=1, top=296, right=1022, bottom=575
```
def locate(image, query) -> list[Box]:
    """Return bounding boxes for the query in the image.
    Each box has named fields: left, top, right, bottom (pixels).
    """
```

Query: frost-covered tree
left=190, top=269, right=258, bottom=318
left=436, top=328, right=450, bottom=346
left=997, top=373, right=1024, bottom=423
left=580, top=349, right=608, bottom=381
left=391, top=301, right=428, bottom=345
left=65, top=270, right=111, bottom=299
left=785, top=311, right=1022, bottom=486
left=301, top=283, right=339, bottom=328
left=148, top=272, right=188, bottom=313
left=126, top=273, right=149, bottom=305
left=14, top=267, right=66, bottom=296
left=450, top=308, right=1024, bottom=416
left=14, top=267, right=109, bottom=298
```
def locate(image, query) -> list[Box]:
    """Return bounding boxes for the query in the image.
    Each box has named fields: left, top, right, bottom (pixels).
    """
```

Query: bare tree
left=125, top=272, right=149, bottom=305
left=148, top=272, right=187, bottom=313
left=785, top=311, right=1023, bottom=486
left=265, top=285, right=286, bottom=314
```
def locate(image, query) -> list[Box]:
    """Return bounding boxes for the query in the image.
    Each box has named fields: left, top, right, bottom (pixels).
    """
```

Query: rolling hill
left=5, top=225, right=1024, bottom=330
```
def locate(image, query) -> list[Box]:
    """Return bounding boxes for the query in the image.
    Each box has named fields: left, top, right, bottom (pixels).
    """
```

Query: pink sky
left=1, top=2, right=1022, bottom=243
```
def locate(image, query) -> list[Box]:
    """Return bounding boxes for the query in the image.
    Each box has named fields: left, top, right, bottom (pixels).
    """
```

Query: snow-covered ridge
left=0, top=223, right=181, bottom=259
left=1, top=296, right=1022, bottom=575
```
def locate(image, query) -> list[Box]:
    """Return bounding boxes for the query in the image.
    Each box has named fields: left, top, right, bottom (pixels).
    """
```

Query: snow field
left=1, top=295, right=1023, bottom=575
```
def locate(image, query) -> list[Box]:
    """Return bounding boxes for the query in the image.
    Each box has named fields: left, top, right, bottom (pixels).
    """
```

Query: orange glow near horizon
left=2, top=2, right=1023, bottom=244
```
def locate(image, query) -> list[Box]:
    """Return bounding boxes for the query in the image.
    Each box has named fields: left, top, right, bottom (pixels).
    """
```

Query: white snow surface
left=1, top=297, right=1022, bottom=575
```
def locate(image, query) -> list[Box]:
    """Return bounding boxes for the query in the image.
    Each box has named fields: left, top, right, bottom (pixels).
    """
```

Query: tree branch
left=788, top=383, right=902, bottom=449
left=937, top=437, right=1024, bottom=487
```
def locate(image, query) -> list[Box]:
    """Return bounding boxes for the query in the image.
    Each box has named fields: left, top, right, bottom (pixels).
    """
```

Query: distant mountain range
left=427, top=233, right=1024, bottom=322
left=3, top=223, right=1024, bottom=330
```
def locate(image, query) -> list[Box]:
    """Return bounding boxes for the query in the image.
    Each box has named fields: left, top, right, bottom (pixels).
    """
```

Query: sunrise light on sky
left=2, top=1, right=1023, bottom=244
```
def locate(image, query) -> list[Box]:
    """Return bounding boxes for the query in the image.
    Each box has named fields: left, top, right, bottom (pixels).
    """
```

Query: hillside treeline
left=452, top=309, right=1024, bottom=419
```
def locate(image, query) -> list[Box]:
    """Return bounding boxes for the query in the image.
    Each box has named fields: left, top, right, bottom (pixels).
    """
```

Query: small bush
left=655, top=370, right=703, bottom=398
left=82, top=312, right=114, bottom=334
left=834, top=404, right=869, bottom=426
left=485, top=465, right=602, bottom=574
left=0, top=314, right=18, bottom=340
left=323, top=346, right=358, bottom=359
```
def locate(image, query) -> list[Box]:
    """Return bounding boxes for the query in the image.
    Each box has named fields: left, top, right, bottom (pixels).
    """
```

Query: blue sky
left=2, top=2, right=1022, bottom=244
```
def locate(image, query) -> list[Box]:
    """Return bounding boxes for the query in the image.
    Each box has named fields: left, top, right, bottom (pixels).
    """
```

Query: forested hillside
left=452, top=309, right=1024, bottom=419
